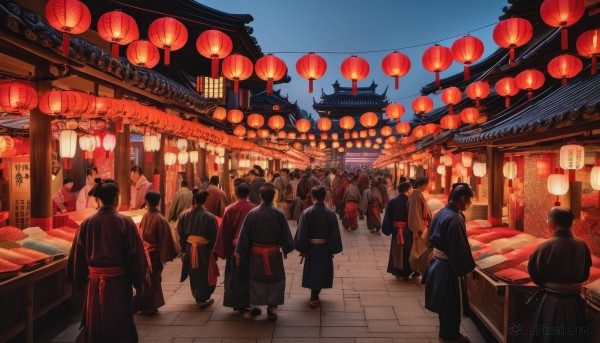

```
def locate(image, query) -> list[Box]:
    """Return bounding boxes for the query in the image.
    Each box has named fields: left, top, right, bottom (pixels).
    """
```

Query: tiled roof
left=313, top=81, right=388, bottom=109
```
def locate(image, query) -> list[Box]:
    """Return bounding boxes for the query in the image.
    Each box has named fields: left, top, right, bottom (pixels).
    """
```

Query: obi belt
left=143, top=242, right=159, bottom=274
left=251, top=243, right=280, bottom=276
left=88, top=266, right=126, bottom=304
left=187, top=235, right=219, bottom=286
left=392, top=221, right=407, bottom=245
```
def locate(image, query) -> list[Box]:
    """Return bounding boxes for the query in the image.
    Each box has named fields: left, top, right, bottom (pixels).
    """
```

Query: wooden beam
left=487, top=147, right=504, bottom=226
left=158, top=135, right=167, bottom=214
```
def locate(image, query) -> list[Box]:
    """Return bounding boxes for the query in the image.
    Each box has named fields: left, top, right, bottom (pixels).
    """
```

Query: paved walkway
left=49, top=218, right=486, bottom=343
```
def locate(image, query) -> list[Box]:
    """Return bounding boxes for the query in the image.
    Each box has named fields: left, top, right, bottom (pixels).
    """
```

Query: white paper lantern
left=177, top=138, right=188, bottom=152
left=189, top=150, right=199, bottom=164
left=559, top=144, right=585, bottom=170
left=79, top=134, right=96, bottom=152
left=440, top=153, right=453, bottom=167
left=473, top=162, right=487, bottom=178
left=143, top=135, right=154, bottom=153
left=178, top=151, right=189, bottom=164
left=502, top=161, right=517, bottom=180
left=102, top=134, right=116, bottom=158
left=164, top=152, right=176, bottom=166
left=409, top=165, right=416, bottom=178
left=59, top=130, right=77, bottom=169
left=461, top=152, right=473, bottom=168
left=591, top=166, right=600, bottom=191
left=547, top=173, right=569, bottom=206
left=436, top=165, right=445, bottom=175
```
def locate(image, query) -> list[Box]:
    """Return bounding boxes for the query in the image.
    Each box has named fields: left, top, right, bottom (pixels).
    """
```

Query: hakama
left=382, top=194, right=412, bottom=278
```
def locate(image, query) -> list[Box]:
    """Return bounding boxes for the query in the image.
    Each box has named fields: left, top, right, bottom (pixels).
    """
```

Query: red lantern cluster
left=385, top=103, right=405, bottom=121
left=440, top=114, right=461, bottom=130
left=296, top=53, right=327, bottom=93
left=493, top=18, right=533, bottom=66
left=45, top=0, right=91, bottom=55
left=381, top=51, right=411, bottom=89
left=412, top=96, right=434, bottom=116
left=451, top=36, right=484, bottom=80
left=341, top=56, right=370, bottom=94
left=460, top=107, right=480, bottom=124
left=395, top=122, right=411, bottom=135
left=422, top=44, right=453, bottom=88
left=196, top=30, right=233, bottom=79
left=0, top=82, right=38, bottom=114
left=127, top=40, right=160, bottom=68
left=255, top=54, right=287, bottom=95
left=148, top=17, right=188, bottom=66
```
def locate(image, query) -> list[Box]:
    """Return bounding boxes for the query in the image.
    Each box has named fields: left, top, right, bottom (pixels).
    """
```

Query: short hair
left=311, top=186, right=327, bottom=202
left=260, top=182, right=276, bottom=203
left=415, top=177, right=429, bottom=187
left=181, top=180, right=188, bottom=188
left=280, top=168, right=290, bottom=174
left=235, top=183, right=250, bottom=198
left=399, top=177, right=407, bottom=183
left=548, top=207, right=574, bottom=229
left=247, top=169, right=258, bottom=177
left=145, top=190, right=161, bottom=207
left=63, top=177, right=74, bottom=185
left=398, top=182, right=412, bottom=194
left=192, top=188, right=200, bottom=195
left=193, top=190, right=209, bottom=206
left=210, top=175, right=219, bottom=185
left=92, top=179, right=119, bottom=206
left=233, top=178, right=246, bottom=187
left=131, top=166, right=143, bottom=175
left=86, top=167, right=98, bottom=176
left=450, top=183, right=475, bottom=202
left=253, top=165, right=265, bottom=177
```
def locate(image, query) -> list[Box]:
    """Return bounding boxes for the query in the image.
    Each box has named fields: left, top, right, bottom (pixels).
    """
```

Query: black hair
left=253, top=165, right=265, bottom=177
left=131, top=165, right=143, bottom=175
left=210, top=175, right=219, bottom=185
left=450, top=183, right=475, bottom=202
left=260, top=183, right=276, bottom=203
left=181, top=180, right=188, bottom=188
left=549, top=207, right=575, bottom=229
left=63, top=177, right=74, bottom=185
left=91, top=178, right=119, bottom=206
left=192, top=188, right=200, bottom=195
left=235, top=182, right=250, bottom=198
left=398, top=182, right=412, bottom=194
left=233, top=178, right=245, bottom=187
left=247, top=169, right=258, bottom=177
left=271, top=173, right=280, bottom=182
left=280, top=168, right=290, bottom=174
left=415, top=177, right=430, bottom=188
left=399, top=176, right=407, bottom=183
left=311, top=185, right=327, bottom=202
left=145, top=190, right=161, bottom=207
left=86, top=167, right=98, bottom=176
left=193, top=190, right=209, bottom=206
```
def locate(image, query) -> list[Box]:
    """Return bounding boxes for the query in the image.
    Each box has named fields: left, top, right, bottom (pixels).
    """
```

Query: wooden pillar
left=434, top=159, right=442, bottom=194
left=487, top=147, right=504, bottom=226
left=30, top=65, right=53, bottom=230
left=444, top=166, right=452, bottom=197
left=158, top=134, right=166, bottom=214
left=114, top=124, right=131, bottom=210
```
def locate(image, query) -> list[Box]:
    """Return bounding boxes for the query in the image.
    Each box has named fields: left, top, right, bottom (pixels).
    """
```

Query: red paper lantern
left=227, top=109, right=244, bottom=124
left=317, top=117, right=332, bottom=132
left=360, top=112, right=379, bottom=129
left=126, top=40, right=160, bottom=68
left=515, top=69, right=545, bottom=100
left=296, top=53, right=327, bottom=93
left=536, top=157, right=552, bottom=178
left=424, top=123, right=440, bottom=136
left=460, top=107, right=480, bottom=124
left=395, top=122, right=411, bottom=135
left=440, top=114, right=461, bottom=130
left=547, top=54, right=583, bottom=86
left=255, top=54, right=287, bottom=95
left=97, top=10, right=139, bottom=58
left=222, top=54, right=253, bottom=92
left=451, top=36, right=484, bottom=80
left=45, top=0, right=91, bottom=55
left=341, top=56, right=370, bottom=94
left=339, top=116, right=356, bottom=131
left=381, top=51, right=411, bottom=89
left=495, top=77, right=520, bottom=107
left=576, top=29, right=600, bottom=75
left=466, top=81, right=490, bottom=107
left=380, top=126, right=393, bottom=137
left=493, top=18, right=533, bottom=66
left=385, top=103, right=405, bottom=120
left=148, top=17, right=188, bottom=66
left=441, top=87, right=462, bottom=114
left=540, top=0, right=585, bottom=50
left=0, top=82, right=38, bottom=114
left=39, top=90, right=84, bottom=116
left=212, top=106, right=227, bottom=121
left=233, top=125, right=246, bottom=138
left=421, top=44, right=453, bottom=88
left=412, top=125, right=425, bottom=139
left=196, top=30, right=233, bottom=79
left=268, top=115, right=285, bottom=131
left=295, top=118, right=312, bottom=133
left=247, top=113, right=264, bottom=129
left=412, top=96, right=433, bottom=116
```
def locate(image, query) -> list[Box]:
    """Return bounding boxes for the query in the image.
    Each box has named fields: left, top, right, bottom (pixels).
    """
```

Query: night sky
left=199, top=0, right=507, bottom=120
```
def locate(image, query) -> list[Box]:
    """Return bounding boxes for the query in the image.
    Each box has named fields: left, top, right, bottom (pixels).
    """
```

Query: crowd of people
left=65, top=165, right=592, bottom=343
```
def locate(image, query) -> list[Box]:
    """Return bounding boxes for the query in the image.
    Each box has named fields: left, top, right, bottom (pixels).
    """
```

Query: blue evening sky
left=199, top=0, right=508, bottom=120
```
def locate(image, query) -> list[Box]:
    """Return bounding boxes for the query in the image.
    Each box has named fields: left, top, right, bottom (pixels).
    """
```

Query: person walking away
left=248, top=166, right=266, bottom=205
left=378, top=176, right=390, bottom=209
left=334, top=173, right=350, bottom=219
left=168, top=181, right=192, bottom=222
left=134, top=191, right=178, bottom=315
left=342, top=176, right=361, bottom=230
left=53, top=178, right=76, bottom=214
left=287, top=172, right=302, bottom=221
left=76, top=167, right=98, bottom=211
left=294, top=186, right=343, bottom=308
left=178, top=191, right=219, bottom=308
left=273, top=168, right=291, bottom=219
left=360, top=178, right=384, bottom=233
left=382, top=182, right=414, bottom=279
left=424, top=183, right=476, bottom=343
left=235, top=183, right=294, bottom=321
left=214, top=183, right=257, bottom=316
left=67, top=179, right=147, bottom=342
left=130, top=166, right=153, bottom=210
left=527, top=207, right=592, bottom=343
left=204, top=176, right=228, bottom=217
left=407, top=177, right=433, bottom=276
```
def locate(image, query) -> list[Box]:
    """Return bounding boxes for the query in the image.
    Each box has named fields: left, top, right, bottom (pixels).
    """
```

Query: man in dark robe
left=297, top=169, right=322, bottom=212
left=382, top=182, right=414, bottom=279
left=294, top=186, right=343, bottom=308
left=178, top=190, right=219, bottom=308
left=67, top=179, right=147, bottom=342
left=357, top=171, right=370, bottom=195
left=424, top=183, right=476, bottom=343
left=378, top=177, right=390, bottom=208
left=334, top=173, right=350, bottom=219
left=342, top=176, right=361, bottom=230
left=248, top=166, right=266, bottom=205
left=235, top=183, right=294, bottom=321
left=360, top=179, right=384, bottom=233
left=134, top=191, right=178, bottom=315
left=204, top=176, right=228, bottom=217
left=214, top=183, right=256, bottom=316
left=527, top=207, right=592, bottom=343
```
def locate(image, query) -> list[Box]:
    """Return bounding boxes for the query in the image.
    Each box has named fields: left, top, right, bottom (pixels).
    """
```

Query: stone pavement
left=47, top=217, right=487, bottom=343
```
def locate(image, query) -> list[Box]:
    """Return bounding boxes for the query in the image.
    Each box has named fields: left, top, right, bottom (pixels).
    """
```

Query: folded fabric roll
left=0, top=241, right=21, bottom=249
left=476, top=254, right=508, bottom=269
left=0, top=248, right=38, bottom=266
left=21, top=239, right=64, bottom=256
left=466, top=219, right=492, bottom=229
left=0, top=258, right=22, bottom=273
left=472, top=247, right=496, bottom=260
left=0, top=226, right=28, bottom=242
left=494, top=268, right=531, bottom=283
left=41, top=237, right=72, bottom=254
left=472, top=228, right=521, bottom=243
left=583, top=279, right=600, bottom=306
left=466, top=228, right=491, bottom=237
left=11, top=248, right=51, bottom=262
left=47, top=229, right=75, bottom=242
left=22, top=227, right=47, bottom=240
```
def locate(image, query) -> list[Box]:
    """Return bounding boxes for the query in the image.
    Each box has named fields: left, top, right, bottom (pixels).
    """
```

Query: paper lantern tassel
left=211, top=57, right=219, bottom=79
left=62, top=33, right=70, bottom=56
left=464, top=64, right=470, bottom=81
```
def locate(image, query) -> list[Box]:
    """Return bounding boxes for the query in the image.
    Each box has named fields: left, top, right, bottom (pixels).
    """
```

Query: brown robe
left=131, top=175, right=153, bottom=210
left=134, top=208, right=178, bottom=312
left=204, top=184, right=228, bottom=217
left=67, top=206, right=147, bottom=343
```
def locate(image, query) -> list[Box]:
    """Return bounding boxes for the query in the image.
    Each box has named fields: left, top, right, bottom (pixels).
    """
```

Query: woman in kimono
left=382, top=182, right=413, bottom=279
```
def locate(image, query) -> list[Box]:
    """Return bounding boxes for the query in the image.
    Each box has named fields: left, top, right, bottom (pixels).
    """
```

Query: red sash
left=143, top=242, right=159, bottom=274
left=392, top=221, right=407, bottom=245
left=251, top=244, right=280, bottom=276
left=88, top=266, right=126, bottom=304
left=187, top=235, right=219, bottom=286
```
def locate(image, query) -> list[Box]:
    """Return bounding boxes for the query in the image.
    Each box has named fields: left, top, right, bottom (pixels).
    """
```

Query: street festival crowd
left=65, top=165, right=593, bottom=343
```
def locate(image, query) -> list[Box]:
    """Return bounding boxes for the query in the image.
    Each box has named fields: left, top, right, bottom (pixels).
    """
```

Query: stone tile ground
left=46, top=218, right=487, bottom=343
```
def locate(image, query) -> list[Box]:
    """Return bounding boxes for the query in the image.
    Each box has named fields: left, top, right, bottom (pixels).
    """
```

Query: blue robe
left=294, top=203, right=343, bottom=290
left=382, top=194, right=412, bottom=278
